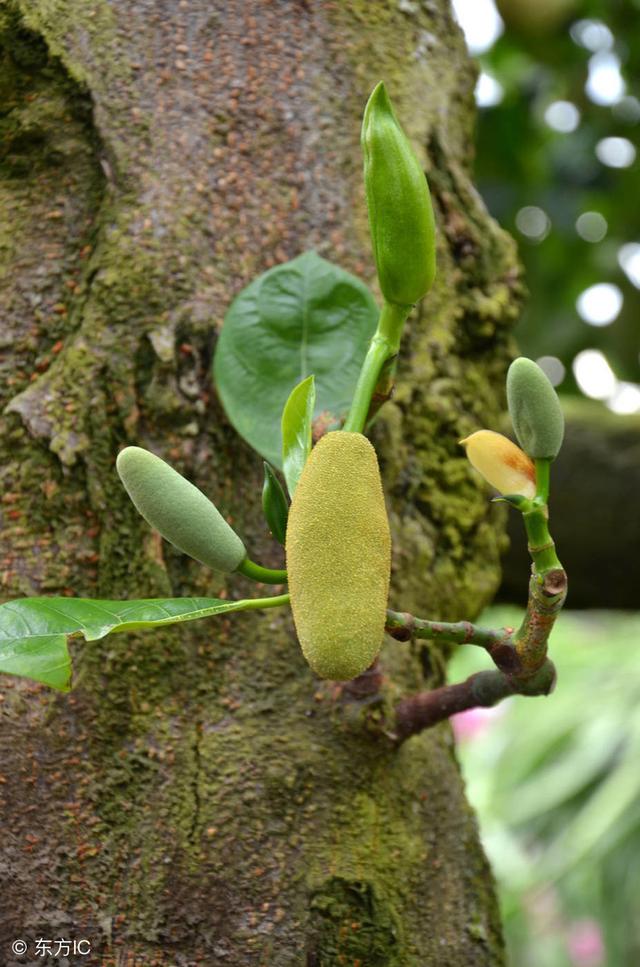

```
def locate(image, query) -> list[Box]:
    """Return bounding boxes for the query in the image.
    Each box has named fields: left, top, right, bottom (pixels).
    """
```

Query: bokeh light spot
left=618, top=243, right=640, bottom=287
left=586, top=53, right=625, bottom=106
left=570, top=19, right=614, bottom=52
left=451, top=0, right=504, bottom=56
left=595, top=136, right=636, bottom=168
left=536, top=356, right=566, bottom=386
left=573, top=349, right=617, bottom=399
left=475, top=72, right=504, bottom=108
left=576, top=283, right=623, bottom=326
left=544, top=100, right=581, bottom=133
left=607, top=382, right=640, bottom=414
left=566, top=918, right=606, bottom=967
left=515, top=206, right=551, bottom=242
left=575, top=212, right=608, bottom=243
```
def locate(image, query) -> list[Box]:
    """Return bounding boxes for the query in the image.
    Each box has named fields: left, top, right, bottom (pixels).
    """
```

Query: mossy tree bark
left=0, top=2, right=521, bottom=964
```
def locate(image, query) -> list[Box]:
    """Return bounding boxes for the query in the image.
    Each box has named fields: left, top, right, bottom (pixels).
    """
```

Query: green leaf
left=212, top=251, right=379, bottom=468
left=262, top=462, right=289, bottom=544
left=281, top=375, right=315, bottom=496
left=0, top=595, right=265, bottom=691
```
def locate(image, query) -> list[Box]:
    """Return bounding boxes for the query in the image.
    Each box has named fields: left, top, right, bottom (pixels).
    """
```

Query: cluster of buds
left=461, top=357, right=565, bottom=503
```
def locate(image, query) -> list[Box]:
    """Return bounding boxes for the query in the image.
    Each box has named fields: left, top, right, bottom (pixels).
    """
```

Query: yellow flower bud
left=460, top=430, right=536, bottom=499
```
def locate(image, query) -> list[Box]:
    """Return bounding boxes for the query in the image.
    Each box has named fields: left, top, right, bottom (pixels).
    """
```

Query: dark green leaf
left=212, top=251, right=379, bottom=467
left=262, top=462, right=289, bottom=544
left=0, top=596, right=264, bottom=691
left=281, top=375, right=315, bottom=496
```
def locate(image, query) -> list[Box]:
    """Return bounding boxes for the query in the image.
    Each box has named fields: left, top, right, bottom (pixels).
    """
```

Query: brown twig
left=386, top=563, right=567, bottom=742
left=394, top=659, right=557, bottom=741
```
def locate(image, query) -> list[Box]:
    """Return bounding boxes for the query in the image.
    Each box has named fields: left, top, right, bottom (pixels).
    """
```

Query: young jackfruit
left=286, top=431, right=391, bottom=680
left=116, top=446, right=246, bottom=572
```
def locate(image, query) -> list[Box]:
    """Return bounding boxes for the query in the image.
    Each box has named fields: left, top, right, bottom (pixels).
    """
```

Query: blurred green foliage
left=474, top=0, right=640, bottom=397
left=451, top=9, right=639, bottom=963
left=451, top=607, right=640, bottom=967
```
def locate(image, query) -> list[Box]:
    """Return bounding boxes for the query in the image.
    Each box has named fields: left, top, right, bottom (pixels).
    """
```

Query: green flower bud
left=362, top=82, right=436, bottom=307
left=506, top=358, right=565, bottom=459
left=116, top=446, right=246, bottom=572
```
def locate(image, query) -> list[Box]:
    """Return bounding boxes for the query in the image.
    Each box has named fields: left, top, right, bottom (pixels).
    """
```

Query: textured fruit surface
left=286, top=431, right=391, bottom=680
left=116, top=447, right=246, bottom=572
left=507, top=357, right=565, bottom=459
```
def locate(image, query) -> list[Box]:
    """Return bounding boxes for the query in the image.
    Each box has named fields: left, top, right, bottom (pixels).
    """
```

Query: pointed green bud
left=362, top=82, right=436, bottom=307
left=506, top=358, right=565, bottom=459
left=116, top=446, right=246, bottom=572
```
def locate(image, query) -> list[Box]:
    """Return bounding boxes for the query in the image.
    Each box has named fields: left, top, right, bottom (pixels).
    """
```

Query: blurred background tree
left=455, top=0, right=640, bottom=409
left=450, top=2, right=640, bottom=965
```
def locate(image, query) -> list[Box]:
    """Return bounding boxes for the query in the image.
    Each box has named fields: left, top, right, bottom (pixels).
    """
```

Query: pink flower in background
left=567, top=919, right=605, bottom=967
left=451, top=704, right=506, bottom=741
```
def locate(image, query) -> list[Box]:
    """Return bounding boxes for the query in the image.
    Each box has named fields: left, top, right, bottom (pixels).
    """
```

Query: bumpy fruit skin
left=286, top=431, right=391, bottom=680
left=116, top=446, right=246, bottom=572
left=362, top=82, right=436, bottom=307
left=506, top=357, right=565, bottom=459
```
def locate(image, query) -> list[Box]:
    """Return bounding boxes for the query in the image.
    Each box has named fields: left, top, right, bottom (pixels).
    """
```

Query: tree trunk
left=0, top=2, right=520, bottom=964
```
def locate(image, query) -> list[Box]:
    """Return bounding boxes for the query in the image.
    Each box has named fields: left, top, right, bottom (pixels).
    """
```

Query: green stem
left=343, top=301, right=410, bottom=433
left=237, top=558, right=287, bottom=585
left=512, top=571, right=566, bottom=672
left=535, top=458, right=551, bottom=503
left=236, top=592, right=290, bottom=611
left=522, top=506, right=563, bottom=579
left=385, top=610, right=521, bottom=675
left=386, top=610, right=510, bottom=650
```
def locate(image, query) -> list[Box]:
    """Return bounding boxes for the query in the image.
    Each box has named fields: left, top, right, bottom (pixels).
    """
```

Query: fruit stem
left=237, top=558, right=287, bottom=584
left=343, top=301, right=410, bottom=433
left=236, top=592, right=290, bottom=611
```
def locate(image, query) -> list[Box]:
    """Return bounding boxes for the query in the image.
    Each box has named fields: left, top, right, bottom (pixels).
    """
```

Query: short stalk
left=534, top=458, right=551, bottom=503
left=343, top=301, right=410, bottom=433
left=522, top=507, right=563, bottom=579
left=237, top=558, right=287, bottom=585
left=512, top=574, right=565, bottom=673
left=236, top=593, right=290, bottom=611
left=386, top=610, right=503, bottom=646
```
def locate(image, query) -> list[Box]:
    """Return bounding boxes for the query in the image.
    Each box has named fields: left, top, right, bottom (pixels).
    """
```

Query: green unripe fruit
left=506, top=357, right=565, bottom=459
left=286, top=431, right=391, bottom=680
left=116, top=446, right=246, bottom=572
left=362, top=82, right=436, bottom=307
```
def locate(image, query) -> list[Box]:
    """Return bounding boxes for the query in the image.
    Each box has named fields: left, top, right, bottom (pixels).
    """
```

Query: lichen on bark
left=0, top=2, right=520, bottom=963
